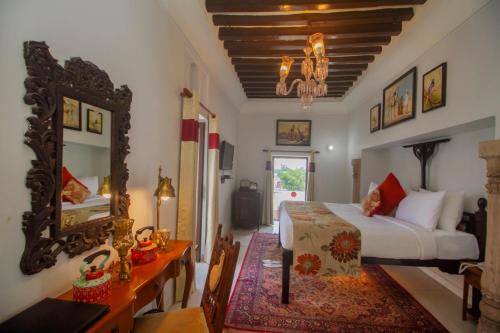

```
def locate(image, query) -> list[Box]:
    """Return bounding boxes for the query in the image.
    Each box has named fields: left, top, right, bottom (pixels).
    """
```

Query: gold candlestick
left=112, top=217, right=134, bottom=280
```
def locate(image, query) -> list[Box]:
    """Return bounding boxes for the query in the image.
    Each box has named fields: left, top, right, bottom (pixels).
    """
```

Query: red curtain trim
left=308, top=163, right=316, bottom=172
left=266, top=161, right=272, bottom=171
left=208, top=133, right=220, bottom=149
left=181, top=119, right=199, bottom=142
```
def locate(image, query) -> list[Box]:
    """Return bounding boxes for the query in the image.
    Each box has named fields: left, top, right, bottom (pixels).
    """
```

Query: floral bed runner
left=284, top=201, right=361, bottom=277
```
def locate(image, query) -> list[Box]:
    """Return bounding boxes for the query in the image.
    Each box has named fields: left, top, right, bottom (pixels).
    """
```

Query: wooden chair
left=134, top=225, right=240, bottom=333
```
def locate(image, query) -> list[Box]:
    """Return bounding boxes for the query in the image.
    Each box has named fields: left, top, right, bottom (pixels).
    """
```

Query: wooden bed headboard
left=458, top=198, right=487, bottom=261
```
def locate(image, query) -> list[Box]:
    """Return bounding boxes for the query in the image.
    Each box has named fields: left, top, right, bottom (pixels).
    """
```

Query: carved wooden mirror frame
left=21, top=41, right=132, bottom=275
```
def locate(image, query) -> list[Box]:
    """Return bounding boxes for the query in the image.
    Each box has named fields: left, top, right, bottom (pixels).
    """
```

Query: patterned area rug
left=225, top=233, right=448, bottom=333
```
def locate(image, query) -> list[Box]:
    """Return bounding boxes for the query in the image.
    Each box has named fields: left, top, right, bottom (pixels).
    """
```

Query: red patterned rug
left=225, top=233, right=448, bottom=333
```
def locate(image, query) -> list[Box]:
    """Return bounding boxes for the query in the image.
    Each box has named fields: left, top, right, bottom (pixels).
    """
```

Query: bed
left=61, top=195, right=110, bottom=229
left=279, top=199, right=487, bottom=304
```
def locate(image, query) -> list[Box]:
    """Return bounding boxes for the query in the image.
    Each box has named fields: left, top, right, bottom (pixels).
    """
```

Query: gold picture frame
left=370, top=104, right=381, bottom=133
left=422, top=63, right=447, bottom=113
left=87, top=108, right=103, bottom=134
left=276, top=120, right=311, bottom=146
left=62, top=96, right=81, bottom=131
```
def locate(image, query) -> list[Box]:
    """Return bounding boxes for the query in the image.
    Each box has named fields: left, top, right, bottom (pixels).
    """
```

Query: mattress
left=62, top=196, right=110, bottom=210
left=279, top=202, right=479, bottom=260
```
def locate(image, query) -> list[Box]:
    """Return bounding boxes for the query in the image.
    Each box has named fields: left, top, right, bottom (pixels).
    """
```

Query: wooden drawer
left=90, top=304, right=134, bottom=333
left=135, top=276, right=167, bottom=311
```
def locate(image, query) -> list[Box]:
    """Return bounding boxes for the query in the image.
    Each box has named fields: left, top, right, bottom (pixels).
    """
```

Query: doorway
left=272, top=156, right=308, bottom=221
left=195, top=115, right=208, bottom=262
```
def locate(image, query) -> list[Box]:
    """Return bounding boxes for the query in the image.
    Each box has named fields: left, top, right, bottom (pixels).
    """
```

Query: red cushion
left=375, top=173, right=406, bottom=216
left=61, top=166, right=89, bottom=202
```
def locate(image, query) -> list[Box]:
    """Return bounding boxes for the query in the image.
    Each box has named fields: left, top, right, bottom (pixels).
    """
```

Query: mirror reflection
left=61, top=96, right=111, bottom=230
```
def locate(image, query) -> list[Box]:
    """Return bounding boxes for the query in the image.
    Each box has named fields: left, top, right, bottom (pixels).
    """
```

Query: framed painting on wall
left=276, top=120, right=311, bottom=146
left=422, top=62, right=447, bottom=113
left=62, top=96, right=81, bottom=131
left=87, top=108, right=103, bottom=134
left=382, top=67, right=417, bottom=129
left=370, top=104, right=381, bottom=133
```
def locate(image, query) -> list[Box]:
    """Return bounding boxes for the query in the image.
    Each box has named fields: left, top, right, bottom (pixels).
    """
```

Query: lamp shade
left=154, top=167, right=175, bottom=201
left=309, top=33, right=325, bottom=59
left=280, top=56, right=294, bottom=79
left=98, top=176, right=112, bottom=198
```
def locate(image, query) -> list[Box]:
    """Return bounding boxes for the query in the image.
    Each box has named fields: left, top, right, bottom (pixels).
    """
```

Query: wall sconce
left=153, top=166, right=175, bottom=251
left=327, top=145, right=335, bottom=151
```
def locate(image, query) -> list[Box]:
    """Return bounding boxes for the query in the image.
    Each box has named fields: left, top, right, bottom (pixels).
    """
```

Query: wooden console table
left=58, top=240, right=193, bottom=333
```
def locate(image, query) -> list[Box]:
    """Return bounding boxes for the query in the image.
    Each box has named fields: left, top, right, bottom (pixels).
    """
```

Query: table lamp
left=153, top=166, right=175, bottom=251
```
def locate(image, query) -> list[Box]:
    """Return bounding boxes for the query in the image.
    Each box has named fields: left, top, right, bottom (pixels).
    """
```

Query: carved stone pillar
left=352, top=159, right=361, bottom=203
left=478, top=140, right=500, bottom=332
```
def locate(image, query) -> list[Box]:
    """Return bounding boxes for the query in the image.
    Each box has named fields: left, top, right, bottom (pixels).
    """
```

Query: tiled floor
left=175, top=223, right=477, bottom=333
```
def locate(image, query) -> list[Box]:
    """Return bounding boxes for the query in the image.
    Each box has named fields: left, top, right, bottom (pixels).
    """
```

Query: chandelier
left=276, top=33, right=329, bottom=109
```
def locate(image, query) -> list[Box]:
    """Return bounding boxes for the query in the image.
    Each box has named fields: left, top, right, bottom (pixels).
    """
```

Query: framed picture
left=370, top=104, right=381, bottom=133
left=87, top=108, right=103, bottom=134
left=422, top=62, right=447, bottom=113
left=276, top=120, right=311, bottom=146
left=62, top=96, right=81, bottom=130
left=382, top=67, right=417, bottom=129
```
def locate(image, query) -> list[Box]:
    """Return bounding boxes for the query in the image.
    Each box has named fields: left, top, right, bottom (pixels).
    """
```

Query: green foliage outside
left=277, top=167, right=306, bottom=191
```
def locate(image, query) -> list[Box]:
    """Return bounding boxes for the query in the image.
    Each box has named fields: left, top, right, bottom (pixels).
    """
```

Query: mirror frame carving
left=21, top=41, right=132, bottom=275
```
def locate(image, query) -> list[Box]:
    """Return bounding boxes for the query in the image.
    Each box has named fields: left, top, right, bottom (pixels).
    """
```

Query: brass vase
left=112, top=217, right=134, bottom=280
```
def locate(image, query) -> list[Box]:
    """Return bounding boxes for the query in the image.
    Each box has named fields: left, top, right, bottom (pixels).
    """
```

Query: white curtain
left=306, top=152, right=316, bottom=201
left=175, top=92, right=200, bottom=302
left=204, top=116, right=220, bottom=262
left=262, top=152, right=273, bottom=225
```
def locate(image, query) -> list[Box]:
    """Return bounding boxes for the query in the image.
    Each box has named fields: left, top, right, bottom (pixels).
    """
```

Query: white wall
left=236, top=112, right=350, bottom=203
left=361, top=123, right=494, bottom=211
left=347, top=0, right=500, bottom=199
left=0, top=0, right=238, bottom=321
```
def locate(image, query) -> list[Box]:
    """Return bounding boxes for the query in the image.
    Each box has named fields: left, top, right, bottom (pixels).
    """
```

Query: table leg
left=282, top=249, right=292, bottom=304
left=182, top=247, right=194, bottom=309
left=463, top=281, right=469, bottom=321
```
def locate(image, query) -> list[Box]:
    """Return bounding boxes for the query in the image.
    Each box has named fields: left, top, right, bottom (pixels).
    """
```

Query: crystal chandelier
left=276, top=33, right=329, bottom=109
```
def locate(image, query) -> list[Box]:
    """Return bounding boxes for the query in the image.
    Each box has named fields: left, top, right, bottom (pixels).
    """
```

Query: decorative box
left=73, top=250, right=112, bottom=304
left=131, top=226, right=158, bottom=265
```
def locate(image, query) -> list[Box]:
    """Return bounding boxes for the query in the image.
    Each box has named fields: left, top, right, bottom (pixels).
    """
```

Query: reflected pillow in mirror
left=80, top=176, right=99, bottom=196
left=62, top=179, right=91, bottom=204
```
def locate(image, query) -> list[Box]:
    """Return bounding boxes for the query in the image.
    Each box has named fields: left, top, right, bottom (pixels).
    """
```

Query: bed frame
left=279, top=198, right=487, bottom=304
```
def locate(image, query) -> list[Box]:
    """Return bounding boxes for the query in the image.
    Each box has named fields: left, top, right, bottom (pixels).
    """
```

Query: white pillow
left=420, top=189, right=465, bottom=232
left=395, top=190, right=446, bottom=230
left=368, top=182, right=378, bottom=195
left=80, top=176, right=99, bottom=196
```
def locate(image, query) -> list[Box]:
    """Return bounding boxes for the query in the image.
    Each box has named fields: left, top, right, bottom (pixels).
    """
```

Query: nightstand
left=462, top=265, right=482, bottom=321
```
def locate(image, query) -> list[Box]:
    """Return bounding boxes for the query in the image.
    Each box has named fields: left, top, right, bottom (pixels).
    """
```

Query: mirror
left=61, top=98, right=112, bottom=231
left=21, top=41, right=132, bottom=275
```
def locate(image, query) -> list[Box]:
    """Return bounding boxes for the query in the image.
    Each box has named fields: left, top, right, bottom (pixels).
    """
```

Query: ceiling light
left=276, top=33, right=329, bottom=109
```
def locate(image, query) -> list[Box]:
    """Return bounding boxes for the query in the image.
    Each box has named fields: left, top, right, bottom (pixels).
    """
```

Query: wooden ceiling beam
left=206, top=0, right=425, bottom=13
left=240, top=77, right=357, bottom=83
left=242, top=81, right=353, bottom=87
left=213, top=8, right=413, bottom=27
left=224, top=37, right=391, bottom=50
left=246, top=95, right=345, bottom=99
left=228, top=46, right=381, bottom=57
left=235, top=63, right=368, bottom=71
left=238, top=70, right=362, bottom=78
left=232, top=56, right=373, bottom=65
left=219, top=23, right=402, bottom=41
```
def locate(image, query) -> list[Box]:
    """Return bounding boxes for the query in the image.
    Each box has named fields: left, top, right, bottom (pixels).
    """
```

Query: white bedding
left=279, top=202, right=479, bottom=260
left=62, top=195, right=110, bottom=210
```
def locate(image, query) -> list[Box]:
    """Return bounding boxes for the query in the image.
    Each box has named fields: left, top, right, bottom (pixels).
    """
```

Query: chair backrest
left=201, top=225, right=240, bottom=333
